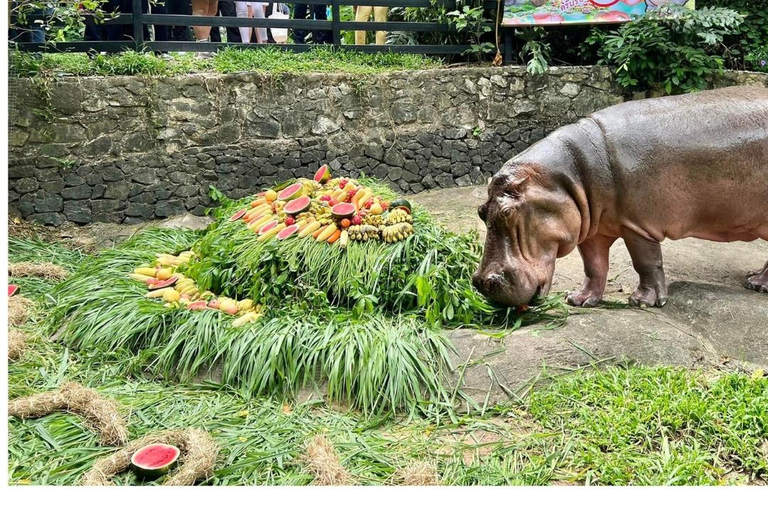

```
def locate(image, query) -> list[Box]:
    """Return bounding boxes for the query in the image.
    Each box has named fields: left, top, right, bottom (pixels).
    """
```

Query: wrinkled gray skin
left=474, top=86, right=768, bottom=308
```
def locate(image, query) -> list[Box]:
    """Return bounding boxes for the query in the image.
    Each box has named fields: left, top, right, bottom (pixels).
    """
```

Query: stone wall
left=9, top=67, right=768, bottom=225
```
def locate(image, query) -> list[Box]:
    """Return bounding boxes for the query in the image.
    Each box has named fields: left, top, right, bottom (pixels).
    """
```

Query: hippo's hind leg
left=746, top=261, right=768, bottom=293
left=566, top=234, right=617, bottom=307
left=622, top=229, right=668, bottom=307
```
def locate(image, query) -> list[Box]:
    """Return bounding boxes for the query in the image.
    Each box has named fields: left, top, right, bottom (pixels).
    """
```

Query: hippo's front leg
left=746, top=261, right=768, bottom=293
left=622, top=229, right=668, bottom=307
left=566, top=234, right=617, bottom=308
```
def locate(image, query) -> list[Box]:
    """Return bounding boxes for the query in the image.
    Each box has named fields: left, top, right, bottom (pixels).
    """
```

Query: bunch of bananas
left=273, top=200, right=287, bottom=214
left=381, top=223, right=414, bottom=243
left=175, top=276, right=199, bottom=298
left=348, top=225, right=381, bottom=241
left=310, top=203, right=330, bottom=216
left=385, top=209, right=412, bottom=225
left=298, top=178, right=322, bottom=195
left=362, top=214, right=384, bottom=226
left=296, top=212, right=315, bottom=222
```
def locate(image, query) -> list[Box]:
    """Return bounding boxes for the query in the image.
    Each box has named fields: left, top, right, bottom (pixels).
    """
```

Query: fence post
left=332, top=0, right=341, bottom=49
left=132, top=0, right=145, bottom=51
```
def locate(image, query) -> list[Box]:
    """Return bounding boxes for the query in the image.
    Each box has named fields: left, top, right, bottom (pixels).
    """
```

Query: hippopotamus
left=473, top=86, right=768, bottom=308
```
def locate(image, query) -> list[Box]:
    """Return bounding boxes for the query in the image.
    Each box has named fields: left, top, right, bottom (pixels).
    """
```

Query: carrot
left=326, top=229, right=341, bottom=244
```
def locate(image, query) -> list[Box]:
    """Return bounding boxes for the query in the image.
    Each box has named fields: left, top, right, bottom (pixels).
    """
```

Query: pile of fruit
left=228, top=165, right=415, bottom=248
left=130, top=251, right=262, bottom=328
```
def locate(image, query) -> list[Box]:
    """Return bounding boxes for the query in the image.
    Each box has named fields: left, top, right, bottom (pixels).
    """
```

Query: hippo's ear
left=503, top=175, right=530, bottom=200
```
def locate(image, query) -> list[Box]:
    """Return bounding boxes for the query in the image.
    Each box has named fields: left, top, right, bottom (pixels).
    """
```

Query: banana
left=129, top=273, right=153, bottom=283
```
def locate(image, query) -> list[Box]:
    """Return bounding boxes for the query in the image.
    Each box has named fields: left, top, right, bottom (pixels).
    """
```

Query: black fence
left=12, top=0, right=519, bottom=60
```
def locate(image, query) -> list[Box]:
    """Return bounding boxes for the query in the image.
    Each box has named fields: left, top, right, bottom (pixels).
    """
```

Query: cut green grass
left=9, top=234, right=768, bottom=486
left=10, top=47, right=441, bottom=78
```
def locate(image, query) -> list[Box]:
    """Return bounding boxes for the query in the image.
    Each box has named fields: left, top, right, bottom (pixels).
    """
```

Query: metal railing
left=12, top=0, right=506, bottom=57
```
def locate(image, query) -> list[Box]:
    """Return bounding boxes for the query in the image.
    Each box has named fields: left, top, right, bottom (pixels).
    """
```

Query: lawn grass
left=7, top=238, right=768, bottom=485
left=10, top=46, right=441, bottom=78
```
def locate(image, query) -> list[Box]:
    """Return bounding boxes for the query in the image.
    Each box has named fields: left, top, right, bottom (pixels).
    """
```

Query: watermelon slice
left=186, top=300, right=209, bottom=310
left=284, top=196, right=311, bottom=215
left=147, top=275, right=179, bottom=291
left=258, top=220, right=279, bottom=236
left=8, top=285, right=19, bottom=297
left=229, top=208, right=247, bottom=221
left=277, top=225, right=300, bottom=241
left=330, top=202, right=356, bottom=220
left=314, top=164, right=331, bottom=184
left=130, top=443, right=180, bottom=479
left=277, top=183, right=304, bottom=201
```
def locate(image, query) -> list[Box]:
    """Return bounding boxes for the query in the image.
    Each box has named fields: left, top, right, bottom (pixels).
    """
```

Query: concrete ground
left=410, top=186, right=768, bottom=407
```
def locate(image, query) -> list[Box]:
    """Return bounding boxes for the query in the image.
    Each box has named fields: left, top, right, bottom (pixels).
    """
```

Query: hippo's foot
left=566, top=287, right=603, bottom=307
left=746, top=264, right=768, bottom=293
left=629, top=284, right=668, bottom=308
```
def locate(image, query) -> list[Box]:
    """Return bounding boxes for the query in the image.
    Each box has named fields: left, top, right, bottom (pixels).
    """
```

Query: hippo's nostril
left=484, top=273, right=506, bottom=292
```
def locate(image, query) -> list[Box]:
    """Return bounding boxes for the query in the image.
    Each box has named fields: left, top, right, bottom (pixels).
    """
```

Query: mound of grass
left=10, top=47, right=440, bottom=78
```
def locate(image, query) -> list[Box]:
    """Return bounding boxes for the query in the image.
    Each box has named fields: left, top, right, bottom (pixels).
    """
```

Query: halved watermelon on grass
left=314, top=164, right=331, bottom=184
left=389, top=199, right=412, bottom=214
left=8, top=285, right=19, bottom=297
left=258, top=220, right=279, bottom=236
left=277, top=225, right=300, bottom=241
left=130, top=443, right=180, bottom=479
left=330, top=202, right=356, bottom=220
left=229, top=209, right=247, bottom=221
left=277, top=182, right=304, bottom=201
left=284, top=196, right=311, bottom=215
left=147, top=275, right=179, bottom=291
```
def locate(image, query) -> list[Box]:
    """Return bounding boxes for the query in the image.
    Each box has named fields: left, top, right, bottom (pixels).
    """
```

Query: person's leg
left=373, top=6, right=387, bottom=45
left=209, top=0, right=222, bottom=42
left=219, top=0, right=241, bottom=42
left=252, top=2, right=267, bottom=43
left=170, top=0, right=192, bottom=41
left=191, top=0, right=213, bottom=40
left=355, top=6, right=372, bottom=45
left=235, top=2, right=251, bottom=43
left=312, top=4, right=330, bottom=44
left=154, top=0, right=169, bottom=41
left=208, top=0, right=220, bottom=41
left=293, top=3, right=308, bottom=44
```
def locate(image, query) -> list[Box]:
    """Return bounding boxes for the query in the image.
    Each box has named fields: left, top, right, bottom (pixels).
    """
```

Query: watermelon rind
left=8, top=285, right=19, bottom=297
left=277, top=225, right=300, bottom=241
left=258, top=220, right=279, bottom=236
left=284, top=196, right=311, bottom=215
left=277, top=183, right=304, bottom=201
left=130, top=443, right=181, bottom=479
left=389, top=199, right=412, bottom=214
left=147, top=275, right=179, bottom=291
left=313, top=164, right=331, bottom=183
left=229, top=208, right=247, bottom=222
left=330, top=202, right=356, bottom=220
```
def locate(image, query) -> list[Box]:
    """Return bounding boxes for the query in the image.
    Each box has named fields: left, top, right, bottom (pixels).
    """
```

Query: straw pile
left=8, top=296, right=34, bottom=326
left=80, top=428, right=219, bottom=486
left=8, top=381, right=129, bottom=446
left=391, top=461, right=440, bottom=486
left=302, top=434, right=353, bottom=485
left=9, top=262, right=68, bottom=281
left=8, top=329, right=28, bottom=360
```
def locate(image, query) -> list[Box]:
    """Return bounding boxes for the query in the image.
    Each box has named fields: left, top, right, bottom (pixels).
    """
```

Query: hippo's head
left=473, top=164, right=581, bottom=307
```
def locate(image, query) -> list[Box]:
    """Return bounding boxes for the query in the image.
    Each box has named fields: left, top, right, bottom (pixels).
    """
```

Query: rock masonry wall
left=9, top=66, right=767, bottom=225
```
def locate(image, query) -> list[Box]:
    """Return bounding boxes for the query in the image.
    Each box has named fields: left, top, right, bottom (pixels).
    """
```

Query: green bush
left=583, top=6, right=745, bottom=94
left=699, top=0, right=768, bottom=71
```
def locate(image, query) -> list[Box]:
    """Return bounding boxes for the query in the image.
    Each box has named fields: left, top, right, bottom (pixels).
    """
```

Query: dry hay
left=8, top=296, right=34, bottom=326
left=80, top=428, right=219, bottom=486
left=9, top=262, right=68, bottom=281
left=8, top=381, right=129, bottom=446
left=302, top=434, right=353, bottom=485
left=391, top=461, right=440, bottom=486
left=8, top=329, right=28, bottom=360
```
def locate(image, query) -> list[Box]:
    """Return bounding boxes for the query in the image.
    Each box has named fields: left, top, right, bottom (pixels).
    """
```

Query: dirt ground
left=10, top=186, right=768, bottom=407
left=411, top=186, right=768, bottom=405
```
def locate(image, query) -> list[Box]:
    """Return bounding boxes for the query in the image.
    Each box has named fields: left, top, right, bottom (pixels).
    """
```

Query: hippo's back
left=585, top=86, right=768, bottom=240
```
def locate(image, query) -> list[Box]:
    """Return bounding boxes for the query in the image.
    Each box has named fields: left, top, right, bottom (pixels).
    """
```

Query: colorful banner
left=502, top=1, right=696, bottom=27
